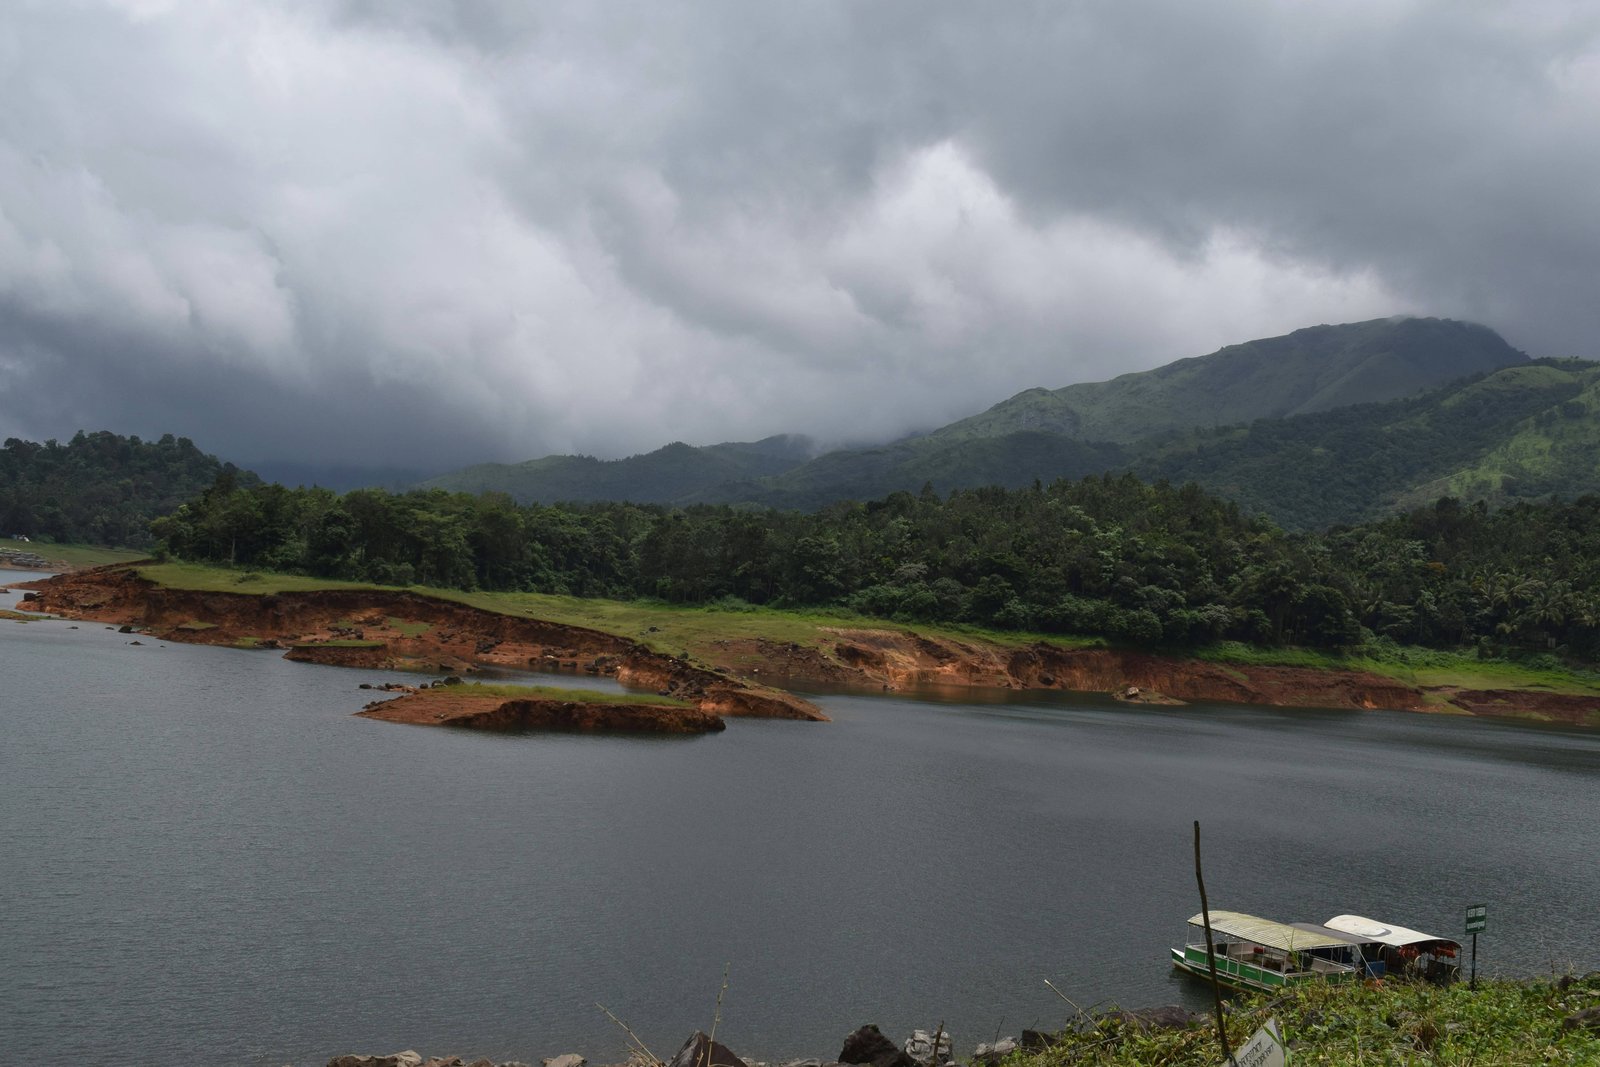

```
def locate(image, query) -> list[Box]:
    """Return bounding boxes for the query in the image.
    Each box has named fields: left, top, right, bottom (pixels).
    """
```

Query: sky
left=2, top=1, right=1599, bottom=473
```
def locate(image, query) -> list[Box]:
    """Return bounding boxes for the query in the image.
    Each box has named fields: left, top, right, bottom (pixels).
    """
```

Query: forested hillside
left=421, top=435, right=815, bottom=503
left=1139, top=359, right=1600, bottom=527
left=151, top=476, right=1600, bottom=662
left=0, top=432, right=256, bottom=547
left=415, top=316, right=1547, bottom=523
left=929, top=316, right=1526, bottom=443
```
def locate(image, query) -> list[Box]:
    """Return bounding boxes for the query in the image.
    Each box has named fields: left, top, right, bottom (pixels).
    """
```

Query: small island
left=358, top=682, right=726, bottom=734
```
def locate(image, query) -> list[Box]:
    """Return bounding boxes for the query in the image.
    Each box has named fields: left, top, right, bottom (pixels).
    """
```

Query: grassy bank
left=1, top=538, right=149, bottom=570
left=1198, top=640, right=1600, bottom=697
left=1024, top=975, right=1600, bottom=1065
left=124, top=562, right=1600, bottom=698
left=416, top=682, right=691, bottom=707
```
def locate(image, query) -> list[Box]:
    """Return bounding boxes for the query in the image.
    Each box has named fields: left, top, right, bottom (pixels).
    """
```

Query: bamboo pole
left=1194, top=820, right=1233, bottom=1064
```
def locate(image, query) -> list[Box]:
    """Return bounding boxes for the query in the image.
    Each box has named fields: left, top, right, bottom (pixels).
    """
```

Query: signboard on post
left=1465, top=904, right=1487, bottom=933
left=1228, top=1018, right=1287, bottom=1067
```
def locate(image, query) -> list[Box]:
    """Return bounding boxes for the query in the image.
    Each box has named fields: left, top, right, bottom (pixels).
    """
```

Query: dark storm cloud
left=1, top=1, right=1596, bottom=468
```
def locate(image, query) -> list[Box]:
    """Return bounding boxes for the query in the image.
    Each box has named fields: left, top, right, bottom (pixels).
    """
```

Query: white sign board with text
left=1228, top=1017, right=1287, bottom=1067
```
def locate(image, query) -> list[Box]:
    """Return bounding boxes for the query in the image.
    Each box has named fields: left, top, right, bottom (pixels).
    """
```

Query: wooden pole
left=1194, top=820, right=1233, bottom=1064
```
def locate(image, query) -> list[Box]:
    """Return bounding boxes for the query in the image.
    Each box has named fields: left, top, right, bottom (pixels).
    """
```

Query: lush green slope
left=411, top=317, right=1558, bottom=526
left=1402, top=364, right=1600, bottom=508
left=0, top=431, right=257, bottom=548
left=417, top=318, right=1525, bottom=511
left=1140, top=360, right=1600, bottom=528
left=930, top=316, right=1527, bottom=444
left=705, top=359, right=1600, bottom=523
left=687, top=432, right=1129, bottom=509
left=418, top=435, right=813, bottom=504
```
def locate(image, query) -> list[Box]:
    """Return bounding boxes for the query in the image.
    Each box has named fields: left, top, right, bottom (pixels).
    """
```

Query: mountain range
left=421, top=316, right=1600, bottom=527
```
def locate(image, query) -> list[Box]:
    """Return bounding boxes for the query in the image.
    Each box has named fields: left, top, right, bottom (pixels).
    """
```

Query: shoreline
left=321, top=973, right=1600, bottom=1067
left=12, top=564, right=1600, bottom=727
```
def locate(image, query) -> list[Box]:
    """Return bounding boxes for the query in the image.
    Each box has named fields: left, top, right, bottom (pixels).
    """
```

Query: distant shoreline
left=16, top=563, right=1600, bottom=728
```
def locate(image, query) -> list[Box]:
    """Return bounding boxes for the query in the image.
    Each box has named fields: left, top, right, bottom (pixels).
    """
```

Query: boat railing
left=1184, top=941, right=1357, bottom=982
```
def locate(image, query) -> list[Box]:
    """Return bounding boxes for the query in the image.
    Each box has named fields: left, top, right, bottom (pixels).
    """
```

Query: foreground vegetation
left=1022, top=975, right=1600, bottom=1065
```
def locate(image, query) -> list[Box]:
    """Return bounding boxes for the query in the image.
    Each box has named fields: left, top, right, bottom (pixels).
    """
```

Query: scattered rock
left=839, top=1025, right=915, bottom=1067
left=1564, top=1006, right=1600, bottom=1032
left=328, top=1053, right=423, bottom=1067
left=972, top=1038, right=1016, bottom=1064
left=542, top=1055, right=585, bottom=1067
left=667, top=1031, right=748, bottom=1067
left=118, top=624, right=135, bottom=634
left=1096, top=1005, right=1199, bottom=1032
left=128, top=640, right=143, bottom=646
left=1018, top=1031, right=1061, bottom=1053
left=902, top=1030, right=953, bottom=1066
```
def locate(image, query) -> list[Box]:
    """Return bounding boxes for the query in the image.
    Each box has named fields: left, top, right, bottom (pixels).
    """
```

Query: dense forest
left=1, top=432, right=257, bottom=547
left=150, top=475, right=1600, bottom=661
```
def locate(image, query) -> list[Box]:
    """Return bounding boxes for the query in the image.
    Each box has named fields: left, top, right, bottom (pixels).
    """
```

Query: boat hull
left=1170, top=946, right=1357, bottom=994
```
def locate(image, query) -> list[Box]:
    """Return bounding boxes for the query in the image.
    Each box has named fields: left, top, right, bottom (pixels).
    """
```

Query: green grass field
left=127, top=562, right=1600, bottom=697
left=418, top=682, right=689, bottom=707
left=1, top=539, right=148, bottom=570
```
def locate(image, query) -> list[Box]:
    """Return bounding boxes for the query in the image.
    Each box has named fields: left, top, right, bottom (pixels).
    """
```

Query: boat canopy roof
left=1186, top=911, right=1354, bottom=952
left=1290, top=922, right=1368, bottom=946
left=1324, top=914, right=1461, bottom=949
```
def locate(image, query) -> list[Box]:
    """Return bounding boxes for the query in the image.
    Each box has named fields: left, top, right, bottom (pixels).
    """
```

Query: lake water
left=4, top=571, right=1599, bottom=1066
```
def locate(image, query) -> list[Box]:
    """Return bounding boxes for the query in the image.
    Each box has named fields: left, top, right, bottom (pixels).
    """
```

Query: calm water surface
left=4, top=572, right=1599, bottom=1065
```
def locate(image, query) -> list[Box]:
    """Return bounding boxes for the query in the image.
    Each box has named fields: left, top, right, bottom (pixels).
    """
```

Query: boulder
left=972, top=1038, right=1017, bottom=1064
left=902, top=1030, right=953, bottom=1066
left=1564, top=1006, right=1600, bottom=1033
left=1018, top=1031, right=1061, bottom=1053
left=667, top=1031, right=748, bottom=1067
left=1096, top=1006, right=1199, bottom=1032
left=543, top=1056, right=586, bottom=1067
left=328, top=1053, right=423, bottom=1067
left=839, top=1025, right=915, bottom=1067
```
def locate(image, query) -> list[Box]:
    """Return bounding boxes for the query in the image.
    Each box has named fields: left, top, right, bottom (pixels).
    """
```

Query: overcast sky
left=2, top=1, right=1598, bottom=471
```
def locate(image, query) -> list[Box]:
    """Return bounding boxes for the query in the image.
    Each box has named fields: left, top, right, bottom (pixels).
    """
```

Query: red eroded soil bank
left=18, top=568, right=826, bottom=724
left=16, top=567, right=1600, bottom=726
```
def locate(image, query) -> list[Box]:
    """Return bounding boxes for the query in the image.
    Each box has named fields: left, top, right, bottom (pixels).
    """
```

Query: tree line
left=2, top=431, right=256, bottom=547
left=149, top=474, right=1600, bottom=662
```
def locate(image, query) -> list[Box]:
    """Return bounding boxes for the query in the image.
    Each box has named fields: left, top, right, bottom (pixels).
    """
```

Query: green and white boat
left=1171, top=910, right=1365, bottom=993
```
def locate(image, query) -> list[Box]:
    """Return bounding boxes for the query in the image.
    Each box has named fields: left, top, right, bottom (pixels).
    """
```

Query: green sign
left=1465, top=904, right=1487, bottom=934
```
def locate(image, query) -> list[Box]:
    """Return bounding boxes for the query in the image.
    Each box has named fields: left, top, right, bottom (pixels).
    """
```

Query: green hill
left=1, top=430, right=257, bottom=547
left=685, top=432, right=1128, bottom=509
left=419, top=435, right=814, bottom=504
left=929, top=316, right=1527, bottom=444
left=416, top=317, right=1562, bottom=526
left=1138, top=360, right=1600, bottom=528
left=1400, top=364, right=1600, bottom=508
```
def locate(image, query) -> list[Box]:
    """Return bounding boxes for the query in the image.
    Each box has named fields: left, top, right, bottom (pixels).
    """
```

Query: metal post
left=1471, top=932, right=1478, bottom=990
left=1194, top=821, right=1232, bottom=1064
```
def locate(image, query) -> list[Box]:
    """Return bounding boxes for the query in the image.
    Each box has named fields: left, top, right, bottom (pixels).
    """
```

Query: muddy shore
left=15, top=566, right=1600, bottom=725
